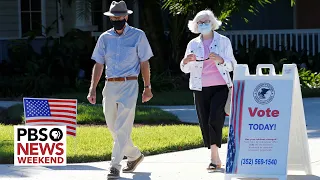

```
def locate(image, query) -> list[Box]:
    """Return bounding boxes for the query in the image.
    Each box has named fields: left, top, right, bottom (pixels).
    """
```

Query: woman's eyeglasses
left=197, top=20, right=211, bottom=25
left=190, top=51, right=210, bottom=61
left=196, top=58, right=210, bottom=62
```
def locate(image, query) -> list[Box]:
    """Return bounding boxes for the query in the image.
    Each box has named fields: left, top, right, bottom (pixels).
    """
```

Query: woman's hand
left=209, top=52, right=224, bottom=64
left=183, top=54, right=196, bottom=64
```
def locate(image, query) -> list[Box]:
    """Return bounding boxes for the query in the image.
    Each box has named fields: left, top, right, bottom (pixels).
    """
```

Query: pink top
left=201, top=39, right=226, bottom=87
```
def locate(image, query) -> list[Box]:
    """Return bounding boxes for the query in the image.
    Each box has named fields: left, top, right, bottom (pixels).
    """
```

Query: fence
left=219, top=29, right=320, bottom=55
left=1, top=29, right=319, bottom=62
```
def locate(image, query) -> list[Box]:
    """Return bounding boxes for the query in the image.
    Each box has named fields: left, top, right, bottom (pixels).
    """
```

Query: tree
left=162, top=0, right=296, bottom=24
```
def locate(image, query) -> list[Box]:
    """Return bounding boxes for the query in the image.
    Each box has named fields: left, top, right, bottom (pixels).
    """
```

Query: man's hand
left=140, top=60, right=152, bottom=103
left=87, top=62, right=104, bottom=105
left=209, top=52, right=224, bottom=64
left=142, top=88, right=153, bottom=103
left=87, top=88, right=97, bottom=104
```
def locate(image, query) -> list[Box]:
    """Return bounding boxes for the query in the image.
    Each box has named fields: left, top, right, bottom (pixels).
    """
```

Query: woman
left=180, top=10, right=237, bottom=170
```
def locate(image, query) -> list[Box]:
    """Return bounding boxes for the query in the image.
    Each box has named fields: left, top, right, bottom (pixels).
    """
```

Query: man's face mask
left=111, top=19, right=126, bottom=30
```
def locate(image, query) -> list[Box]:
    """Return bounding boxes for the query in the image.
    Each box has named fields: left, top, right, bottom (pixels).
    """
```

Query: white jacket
left=180, top=31, right=237, bottom=91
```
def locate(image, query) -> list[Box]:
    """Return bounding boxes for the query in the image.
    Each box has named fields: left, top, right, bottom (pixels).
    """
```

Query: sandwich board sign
left=225, top=64, right=312, bottom=180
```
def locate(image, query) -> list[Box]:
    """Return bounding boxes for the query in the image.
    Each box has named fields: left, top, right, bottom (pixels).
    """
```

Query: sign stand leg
left=286, top=66, right=312, bottom=175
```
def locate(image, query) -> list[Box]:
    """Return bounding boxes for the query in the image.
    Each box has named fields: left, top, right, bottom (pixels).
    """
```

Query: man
left=87, top=1, right=154, bottom=179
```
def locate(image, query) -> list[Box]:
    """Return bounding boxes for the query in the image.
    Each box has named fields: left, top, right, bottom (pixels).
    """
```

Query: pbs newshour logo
left=14, top=126, right=67, bottom=166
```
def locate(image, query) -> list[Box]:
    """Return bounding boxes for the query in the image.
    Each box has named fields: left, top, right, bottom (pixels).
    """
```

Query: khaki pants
left=102, top=80, right=141, bottom=170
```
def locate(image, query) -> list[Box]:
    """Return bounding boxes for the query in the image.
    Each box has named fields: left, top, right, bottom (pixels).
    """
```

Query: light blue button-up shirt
left=91, top=23, right=154, bottom=78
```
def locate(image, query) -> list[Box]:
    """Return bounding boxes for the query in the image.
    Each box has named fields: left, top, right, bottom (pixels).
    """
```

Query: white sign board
left=225, top=64, right=312, bottom=180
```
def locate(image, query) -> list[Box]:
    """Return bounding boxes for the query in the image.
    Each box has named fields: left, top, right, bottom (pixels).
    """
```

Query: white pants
left=102, top=80, right=141, bottom=170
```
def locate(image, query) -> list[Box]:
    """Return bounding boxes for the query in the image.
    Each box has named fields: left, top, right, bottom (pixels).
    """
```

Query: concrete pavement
left=1, top=139, right=320, bottom=180
left=155, top=98, right=320, bottom=127
left=0, top=98, right=320, bottom=179
left=0, top=101, right=21, bottom=108
left=155, top=105, right=230, bottom=125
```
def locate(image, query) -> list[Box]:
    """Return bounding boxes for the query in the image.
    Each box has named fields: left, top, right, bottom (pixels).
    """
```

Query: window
left=92, top=0, right=103, bottom=32
left=20, top=0, right=43, bottom=36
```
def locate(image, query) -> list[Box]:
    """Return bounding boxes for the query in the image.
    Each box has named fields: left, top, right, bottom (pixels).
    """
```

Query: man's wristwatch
left=144, top=85, right=151, bottom=89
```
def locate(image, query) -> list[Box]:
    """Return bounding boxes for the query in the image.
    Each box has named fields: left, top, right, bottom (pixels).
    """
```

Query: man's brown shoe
left=107, top=167, right=120, bottom=179
left=122, top=154, right=144, bottom=173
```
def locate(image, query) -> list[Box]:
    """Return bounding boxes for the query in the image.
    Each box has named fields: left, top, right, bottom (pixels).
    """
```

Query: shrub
left=138, top=70, right=188, bottom=92
left=0, top=105, right=24, bottom=125
left=234, top=40, right=320, bottom=74
left=299, top=68, right=320, bottom=89
left=0, top=29, right=94, bottom=98
left=0, top=104, right=180, bottom=125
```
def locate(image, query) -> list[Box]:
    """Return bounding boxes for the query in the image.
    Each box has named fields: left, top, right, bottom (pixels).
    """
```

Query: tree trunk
left=140, top=0, right=167, bottom=73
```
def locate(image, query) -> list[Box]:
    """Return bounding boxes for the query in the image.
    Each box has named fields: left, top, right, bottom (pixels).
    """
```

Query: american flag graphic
left=226, top=80, right=245, bottom=174
left=23, top=98, right=77, bottom=136
left=226, top=125, right=236, bottom=173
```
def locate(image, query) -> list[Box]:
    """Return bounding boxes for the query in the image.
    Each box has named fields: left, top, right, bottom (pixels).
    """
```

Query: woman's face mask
left=198, top=22, right=212, bottom=35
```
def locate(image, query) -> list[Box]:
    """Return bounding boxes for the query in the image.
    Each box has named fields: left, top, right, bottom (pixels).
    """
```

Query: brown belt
left=106, top=76, right=138, bottom=82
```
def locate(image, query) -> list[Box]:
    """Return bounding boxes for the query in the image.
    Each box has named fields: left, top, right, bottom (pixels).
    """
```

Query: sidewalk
left=1, top=140, right=320, bottom=180
left=0, top=98, right=320, bottom=180
left=154, top=105, right=230, bottom=125
left=0, top=101, right=21, bottom=108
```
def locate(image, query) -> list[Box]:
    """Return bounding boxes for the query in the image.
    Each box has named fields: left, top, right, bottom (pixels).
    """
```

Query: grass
left=77, top=105, right=181, bottom=125
left=0, top=104, right=24, bottom=125
left=54, top=87, right=320, bottom=106
left=2, top=88, right=318, bottom=107
left=54, top=91, right=194, bottom=105
left=0, top=104, right=180, bottom=125
left=0, top=125, right=229, bottom=164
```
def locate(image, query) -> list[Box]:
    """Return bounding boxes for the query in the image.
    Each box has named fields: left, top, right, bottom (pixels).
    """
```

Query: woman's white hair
left=188, top=10, right=222, bottom=34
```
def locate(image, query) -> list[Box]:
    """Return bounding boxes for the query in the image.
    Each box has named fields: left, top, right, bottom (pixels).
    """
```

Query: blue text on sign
left=249, top=124, right=276, bottom=130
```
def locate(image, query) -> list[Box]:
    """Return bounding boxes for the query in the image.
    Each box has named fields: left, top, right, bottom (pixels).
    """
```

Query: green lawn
left=0, top=125, right=229, bottom=164
left=54, top=91, right=194, bottom=105
left=77, top=104, right=181, bottom=125
left=2, top=88, right=318, bottom=107
left=0, top=104, right=180, bottom=125
left=54, top=88, right=320, bottom=106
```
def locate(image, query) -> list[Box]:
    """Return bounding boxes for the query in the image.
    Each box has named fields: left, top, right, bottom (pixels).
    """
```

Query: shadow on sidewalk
left=0, top=165, right=31, bottom=178
left=0, top=164, right=106, bottom=178
left=237, top=175, right=320, bottom=180
left=288, top=175, right=320, bottom=180
left=208, top=168, right=225, bottom=173
left=307, top=128, right=320, bottom=139
left=119, top=172, right=151, bottom=180
left=47, top=165, right=105, bottom=171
